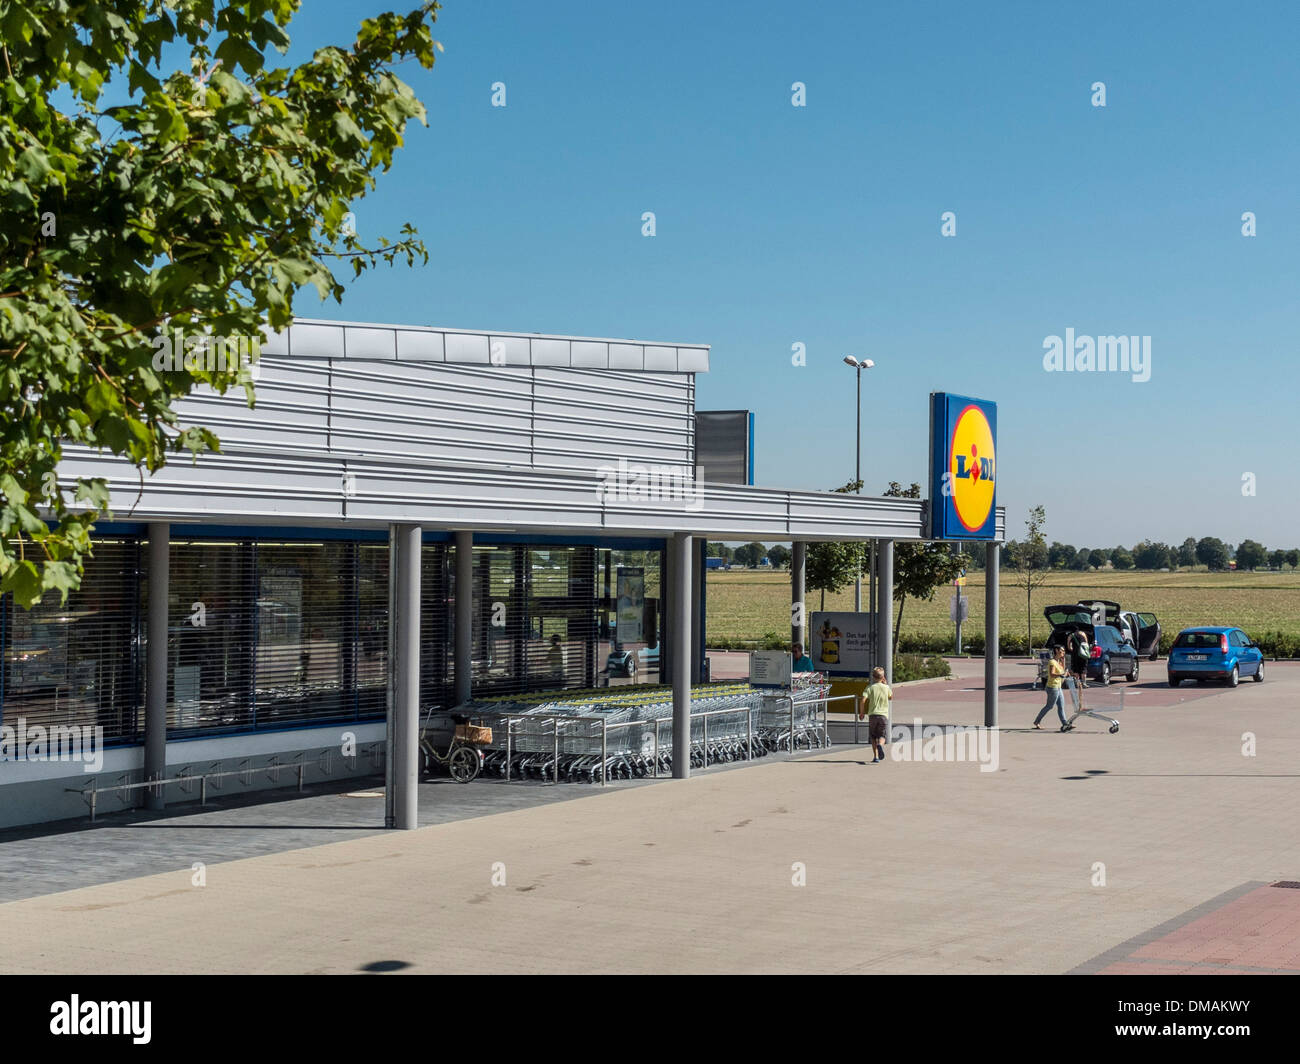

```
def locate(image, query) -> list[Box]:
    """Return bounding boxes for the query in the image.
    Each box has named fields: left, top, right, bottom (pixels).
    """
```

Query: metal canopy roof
left=59, top=446, right=1005, bottom=543
left=261, top=318, right=711, bottom=374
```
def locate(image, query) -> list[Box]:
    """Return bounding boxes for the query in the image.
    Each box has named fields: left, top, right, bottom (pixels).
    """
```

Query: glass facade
left=1, top=539, right=143, bottom=744
left=0, top=534, right=667, bottom=745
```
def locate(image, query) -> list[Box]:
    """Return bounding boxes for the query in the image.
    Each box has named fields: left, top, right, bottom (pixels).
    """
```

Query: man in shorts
left=865, top=666, right=892, bottom=764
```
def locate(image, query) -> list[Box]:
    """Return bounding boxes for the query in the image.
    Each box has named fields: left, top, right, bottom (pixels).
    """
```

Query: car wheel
left=1128, top=658, right=1139, bottom=682
left=1228, top=664, right=1239, bottom=688
left=1168, top=675, right=1180, bottom=687
left=1099, top=662, right=1110, bottom=686
left=1253, top=660, right=1265, bottom=683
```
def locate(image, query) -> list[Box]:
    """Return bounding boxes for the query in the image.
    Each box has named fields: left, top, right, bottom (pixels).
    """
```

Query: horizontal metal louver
left=1, top=535, right=666, bottom=743
left=253, top=541, right=356, bottom=729
left=420, top=543, right=451, bottom=709
left=457, top=545, right=598, bottom=700
left=165, top=539, right=255, bottom=732
left=163, top=538, right=393, bottom=733
left=2, top=539, right=143, bottom=744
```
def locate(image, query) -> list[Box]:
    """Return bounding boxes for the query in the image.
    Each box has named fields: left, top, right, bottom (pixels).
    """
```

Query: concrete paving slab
left=1, top=663, right=1297, bottom=973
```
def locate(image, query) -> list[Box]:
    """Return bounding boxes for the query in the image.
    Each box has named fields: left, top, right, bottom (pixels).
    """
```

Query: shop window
left=2, top=539, right=143, bottom=745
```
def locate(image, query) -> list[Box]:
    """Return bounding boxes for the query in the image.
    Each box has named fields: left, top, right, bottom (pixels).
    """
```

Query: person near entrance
left=1067, top=629, right=1090, bottom=710
left=791, top=642, right=815, bottom=672
left=865, top=666, right=892, bottom=764
left=1034, top=645, right=1070, bottom=730
left=547, top=633, right=567, bottom=683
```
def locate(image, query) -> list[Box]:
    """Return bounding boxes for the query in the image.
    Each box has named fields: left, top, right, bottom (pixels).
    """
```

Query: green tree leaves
left=0, top=0, right=440, bottom=606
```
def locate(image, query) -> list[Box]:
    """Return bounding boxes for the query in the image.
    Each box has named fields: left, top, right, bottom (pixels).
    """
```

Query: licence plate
left=1187, top=654, right=1207, bottom=661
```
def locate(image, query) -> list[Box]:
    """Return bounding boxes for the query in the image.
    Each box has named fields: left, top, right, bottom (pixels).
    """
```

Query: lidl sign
left=929, top=392, right=997, bottom=540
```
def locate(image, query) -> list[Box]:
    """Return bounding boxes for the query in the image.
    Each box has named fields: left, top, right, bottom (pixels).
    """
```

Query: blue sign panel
left=929, top=393, right=997, bottom=540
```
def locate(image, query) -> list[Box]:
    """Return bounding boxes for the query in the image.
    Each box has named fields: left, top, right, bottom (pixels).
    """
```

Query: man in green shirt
left=865, top=666, right=892, bottom=764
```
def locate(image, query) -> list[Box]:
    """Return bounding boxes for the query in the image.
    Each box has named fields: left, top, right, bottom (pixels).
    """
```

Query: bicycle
left=420, top=715, right=491, bottom=783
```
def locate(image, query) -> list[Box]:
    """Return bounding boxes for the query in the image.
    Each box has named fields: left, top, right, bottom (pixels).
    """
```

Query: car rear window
left=1175, top=631, right=1221, bottom=648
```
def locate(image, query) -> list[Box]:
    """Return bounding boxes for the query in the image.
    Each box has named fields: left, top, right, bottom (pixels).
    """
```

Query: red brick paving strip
left=1074, top=882, right=1300, bottom=974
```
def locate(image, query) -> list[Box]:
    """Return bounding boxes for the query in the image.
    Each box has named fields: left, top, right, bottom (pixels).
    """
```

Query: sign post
left=950, top=585, right=968, bottom=652
left=953, top=568, right=967, bottom=653
left=929, top=391, right=998, bottom=724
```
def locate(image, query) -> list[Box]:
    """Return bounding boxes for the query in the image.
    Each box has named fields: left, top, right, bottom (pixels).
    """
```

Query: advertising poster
left=809, top=611, right=876, bottom=675
left=616, top=566, right=644, bottom=644
left=258, top=574, right=303, bottom=646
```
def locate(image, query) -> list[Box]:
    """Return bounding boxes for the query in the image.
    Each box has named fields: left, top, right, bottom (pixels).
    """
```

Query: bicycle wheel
left=448, top=744, right=481, bottom=783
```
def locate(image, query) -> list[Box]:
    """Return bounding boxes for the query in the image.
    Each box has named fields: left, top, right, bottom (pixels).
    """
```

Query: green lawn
left=706, top=567, right=1300, bottom=653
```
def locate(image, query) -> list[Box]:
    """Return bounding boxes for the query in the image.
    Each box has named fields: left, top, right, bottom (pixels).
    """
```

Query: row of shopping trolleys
left=435, top=683, right=832, bottom=784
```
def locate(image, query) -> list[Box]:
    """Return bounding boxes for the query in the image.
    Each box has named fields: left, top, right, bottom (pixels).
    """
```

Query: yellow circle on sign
left=950, top=405, right=995, bottom=532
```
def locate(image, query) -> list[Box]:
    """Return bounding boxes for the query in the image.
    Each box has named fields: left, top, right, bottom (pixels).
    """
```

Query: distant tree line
left=709, top=535, right=1298, bottom=575
left=996, top=536, right=1298, bottom=573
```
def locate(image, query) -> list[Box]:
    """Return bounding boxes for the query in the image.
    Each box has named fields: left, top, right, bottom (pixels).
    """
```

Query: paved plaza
left=2, top=658, right=1297, bottom=974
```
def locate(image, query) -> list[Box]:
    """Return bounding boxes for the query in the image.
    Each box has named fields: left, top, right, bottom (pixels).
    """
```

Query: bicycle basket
left=455, top=723, right=493, bottom=745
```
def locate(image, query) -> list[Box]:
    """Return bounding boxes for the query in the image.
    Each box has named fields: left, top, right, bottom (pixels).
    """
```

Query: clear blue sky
left=289, top=0, right=1298, bottom=549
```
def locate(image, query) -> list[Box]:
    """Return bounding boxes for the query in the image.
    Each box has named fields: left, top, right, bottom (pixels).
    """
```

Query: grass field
left=706, top=568, right=1300, bottom=653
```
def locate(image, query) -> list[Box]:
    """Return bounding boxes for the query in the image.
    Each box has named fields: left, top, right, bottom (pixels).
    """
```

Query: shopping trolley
left=1062, top=677, right=1122, bottom=734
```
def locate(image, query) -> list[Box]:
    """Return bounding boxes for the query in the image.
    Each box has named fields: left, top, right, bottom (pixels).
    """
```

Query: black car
left=1043, top=606, right=1140, bottom=685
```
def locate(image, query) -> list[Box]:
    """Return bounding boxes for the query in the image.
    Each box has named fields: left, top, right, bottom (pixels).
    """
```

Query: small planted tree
left=1007, top=505, right=1049, bottom=652
left=882, top=482, right=965, bottom=655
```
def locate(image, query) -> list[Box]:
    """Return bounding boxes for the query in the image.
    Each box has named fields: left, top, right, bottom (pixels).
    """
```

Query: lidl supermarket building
left=1, top=320, right=1004, bottom=830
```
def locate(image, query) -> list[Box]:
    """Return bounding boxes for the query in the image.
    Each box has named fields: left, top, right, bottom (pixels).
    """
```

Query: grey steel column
left=690, top=539, right=704, bottom=683
left=868, top=541, right=877, bottom=657
left=985, top=540, right=999, bottom=728
left=671, top=532, right=692, bottom=779
left=384, top=525, right=398, bottom=829
left=877, top=539, right=894, bottom=684
left=791, top=541, right=806, bottom=648
left=392, top=523, right=422, bottom=830
left=145, top=523, right=169, bottom=811
left=661, top=538, right=674, bottom=685
left=454, top=530, right=472, bottom=706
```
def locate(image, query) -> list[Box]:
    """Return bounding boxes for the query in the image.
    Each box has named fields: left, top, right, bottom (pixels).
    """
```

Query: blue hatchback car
left=1167, top=627, right=1265, bottom=687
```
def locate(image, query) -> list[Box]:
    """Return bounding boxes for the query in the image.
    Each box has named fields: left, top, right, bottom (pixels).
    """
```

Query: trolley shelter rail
left=61, top=688, right=848, bottom=823
left=435, top=685, right=844, bottom=786
left=65, top=742, right=387, bottom=822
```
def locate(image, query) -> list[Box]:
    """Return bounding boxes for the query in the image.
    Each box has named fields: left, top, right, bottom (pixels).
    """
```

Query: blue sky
left=287, top=0, right=1298, bottom=549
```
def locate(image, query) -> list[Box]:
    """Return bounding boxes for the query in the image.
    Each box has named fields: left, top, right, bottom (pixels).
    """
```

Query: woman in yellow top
left=1034, top=646, right=1072, bottom=731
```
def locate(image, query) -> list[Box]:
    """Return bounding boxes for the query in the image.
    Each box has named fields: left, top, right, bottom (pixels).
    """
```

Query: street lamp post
left=843, top=356, right=875, bottom=612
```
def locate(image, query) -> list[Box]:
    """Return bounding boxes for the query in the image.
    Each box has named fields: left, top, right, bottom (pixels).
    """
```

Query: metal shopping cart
left=1062, top=677, right=1122, bottom=734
